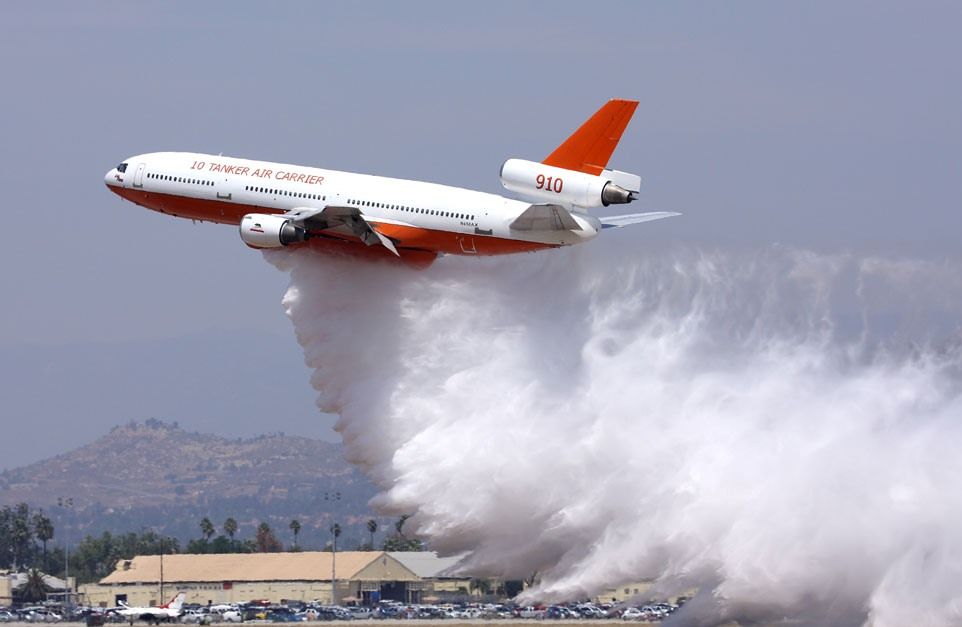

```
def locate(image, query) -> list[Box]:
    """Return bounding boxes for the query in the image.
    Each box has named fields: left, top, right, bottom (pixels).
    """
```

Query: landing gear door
left=458, top=236, right=477, bottom=254
left=133, top=163, right=146, bottom=188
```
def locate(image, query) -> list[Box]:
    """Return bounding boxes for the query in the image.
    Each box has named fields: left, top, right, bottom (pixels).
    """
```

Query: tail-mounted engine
left=499, top=159, right=640, bottom=208
left=239, top=214, right=308, bottom=248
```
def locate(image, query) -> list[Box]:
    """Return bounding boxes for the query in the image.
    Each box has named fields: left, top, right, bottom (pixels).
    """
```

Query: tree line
left=1, top=503, right=423, bottom=585
left=0, top=504, right=55, bottom=572
left=0, top=502, right=181, bottom=585
left=186, top=515, right=422, bottom=554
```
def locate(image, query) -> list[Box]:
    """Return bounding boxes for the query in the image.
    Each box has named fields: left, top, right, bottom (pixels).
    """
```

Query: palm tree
left=32, top=511, right=54, bottom=572
left=289, top=519, right=302, bottom=548
left=366, top=519, right=377, bottom=550
left=19, top=568, right=50, bottom=603
left=199, top=517, right=216, bottom=542
left=9, top=503, right=32, bottom=570
left=255, top=522, right=282, bottom=552
left=223, top=518, right=238, bottom=548
left=395, top=514, right=410, bottom=538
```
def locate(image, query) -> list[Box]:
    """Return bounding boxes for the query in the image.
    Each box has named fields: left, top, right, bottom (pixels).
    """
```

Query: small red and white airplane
left=117, top=591, right=186, bottom=624
left=105, top=99, right=678, bottom=266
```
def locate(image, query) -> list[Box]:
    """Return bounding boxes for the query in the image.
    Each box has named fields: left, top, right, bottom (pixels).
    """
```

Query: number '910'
left=536, top=174, right=564, bottom=193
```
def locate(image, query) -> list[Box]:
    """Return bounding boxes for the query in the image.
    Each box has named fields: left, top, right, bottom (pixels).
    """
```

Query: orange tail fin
left=542, top=99, right=639, bottom=175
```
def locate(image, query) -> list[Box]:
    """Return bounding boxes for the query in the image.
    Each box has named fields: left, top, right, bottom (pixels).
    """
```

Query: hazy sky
left=0, top=1, right=959, bottom=469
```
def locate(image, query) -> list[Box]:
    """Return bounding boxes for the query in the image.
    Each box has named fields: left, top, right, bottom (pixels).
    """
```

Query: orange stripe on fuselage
left=372, top=222, right=554, bottom=256
left=107, top=184, right=253, bottom=225
left=106, top=184, right=556, bottom=258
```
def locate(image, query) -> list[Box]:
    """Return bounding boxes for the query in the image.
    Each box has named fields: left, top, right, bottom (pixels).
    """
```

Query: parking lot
left=1, top=599, right=683, bottom=625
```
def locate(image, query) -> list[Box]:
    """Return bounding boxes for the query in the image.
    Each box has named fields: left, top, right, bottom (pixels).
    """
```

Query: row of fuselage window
left=245, top=185, right=325, bottom=201
left=148, top=172, right=213, bottom=186
left=149, top=175, right=476, bottom=222
left=346, top=198, right=476, bottom=222
left=243, top=185, right=477, bottom=222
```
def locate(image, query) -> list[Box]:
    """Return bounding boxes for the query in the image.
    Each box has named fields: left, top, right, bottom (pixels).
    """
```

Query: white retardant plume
left=264, top=244, right=962, bottom=627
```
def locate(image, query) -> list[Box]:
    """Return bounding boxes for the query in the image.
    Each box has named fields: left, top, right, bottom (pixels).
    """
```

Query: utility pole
left=160, top=553, right=164, bottom=605
left=57, top=497, right=74, bottom=614
left=330, top=522, right=341, bottom=605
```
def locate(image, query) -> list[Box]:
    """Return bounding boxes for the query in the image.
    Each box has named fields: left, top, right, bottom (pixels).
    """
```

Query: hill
left=0, top=420, right=380, bottom=549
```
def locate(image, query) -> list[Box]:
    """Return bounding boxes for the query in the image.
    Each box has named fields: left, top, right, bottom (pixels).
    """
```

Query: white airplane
left=117, top=591, right=186, bottom=624
left=105, top=99, right=678, bottom=267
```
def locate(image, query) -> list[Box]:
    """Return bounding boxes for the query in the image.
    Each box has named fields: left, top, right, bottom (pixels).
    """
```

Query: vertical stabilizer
left=542, top=99, right=639, bottom=175
left=164, top=592, right=186, bottom=610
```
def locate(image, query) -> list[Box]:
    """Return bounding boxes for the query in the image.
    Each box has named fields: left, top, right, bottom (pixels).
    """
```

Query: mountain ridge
left=0, top=420, right=379, bottom=548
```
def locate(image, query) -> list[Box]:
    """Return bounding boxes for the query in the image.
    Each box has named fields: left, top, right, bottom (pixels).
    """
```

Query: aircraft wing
left=599, top=211, right=681, bottom=229
left=510, top=203, right=583, bottom=231
left=283, top=205, right=399, bottom=256
left=281, top=206, right=325, bottom=222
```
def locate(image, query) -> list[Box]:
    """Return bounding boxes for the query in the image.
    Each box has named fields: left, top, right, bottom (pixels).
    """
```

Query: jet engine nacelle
left=499, top=159, right=639, bottom=208
left=239, top=213, right=308, bottom=248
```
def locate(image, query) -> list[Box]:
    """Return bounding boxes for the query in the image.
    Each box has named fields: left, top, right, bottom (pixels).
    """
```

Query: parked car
left=21, top=608, right=63, bottom=623
left=266, top=606, right=300, bottom=622
left=621, top=607, right=646, bottom=621
left=179, top=609, right=204, bottom=623
left=517, top=607, right=545, bottom=619
left=346, top=607, right=370, bottom=620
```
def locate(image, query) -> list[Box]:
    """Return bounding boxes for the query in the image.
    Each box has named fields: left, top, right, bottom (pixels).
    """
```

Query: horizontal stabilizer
left=510, top=204, right=583, bottom=231
left=599, top=211, right=681, bottom=229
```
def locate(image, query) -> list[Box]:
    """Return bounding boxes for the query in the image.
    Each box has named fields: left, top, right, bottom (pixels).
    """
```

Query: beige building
left=1, top=570, right=73, bottom=606
left=0, top=572, right=12, bottom=606
left=594, top=580, right=653, bottom=604
left=386, top=552, right=467, bottom=602
left=81, top=551, right=471, bottom=607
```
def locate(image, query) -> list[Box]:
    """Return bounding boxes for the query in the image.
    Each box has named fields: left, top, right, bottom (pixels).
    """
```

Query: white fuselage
left=105, top=152, right=601, bottom=259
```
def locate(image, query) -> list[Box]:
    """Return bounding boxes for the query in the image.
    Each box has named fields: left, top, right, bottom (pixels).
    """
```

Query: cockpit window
left=117, top=163, right=128, bottom=173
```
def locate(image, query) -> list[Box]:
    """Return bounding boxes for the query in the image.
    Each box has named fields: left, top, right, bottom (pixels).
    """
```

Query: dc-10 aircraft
left=117, top=591, right=186, bottom=624
left=105, top=99, right=678, bottom=266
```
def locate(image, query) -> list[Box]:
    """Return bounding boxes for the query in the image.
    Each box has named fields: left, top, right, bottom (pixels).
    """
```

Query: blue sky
left=0, top=1, right=959, bottom=468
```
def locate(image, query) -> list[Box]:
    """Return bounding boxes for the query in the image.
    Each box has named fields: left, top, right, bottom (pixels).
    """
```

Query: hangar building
left=80, top=551, right=468, bottom=607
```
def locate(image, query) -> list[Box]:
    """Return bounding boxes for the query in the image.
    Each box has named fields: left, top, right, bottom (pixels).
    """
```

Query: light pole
left=57, top=497, right=74, bottom=613
left=330, top=523, right=341, bottom=605
left=159, top=553, right=164, bottom=605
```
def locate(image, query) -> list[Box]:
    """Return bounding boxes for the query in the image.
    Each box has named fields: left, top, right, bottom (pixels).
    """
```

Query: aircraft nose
left=106, top=161, right=129, bottom=188
left=105, top=167, right=127, bottom=190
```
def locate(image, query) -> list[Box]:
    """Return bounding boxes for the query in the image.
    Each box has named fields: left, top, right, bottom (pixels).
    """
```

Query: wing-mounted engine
left=239, top=213, right=308, bottom=248
left=499, top=158, right=640, bottom=209
left=239, top=206, right=400, bottom=255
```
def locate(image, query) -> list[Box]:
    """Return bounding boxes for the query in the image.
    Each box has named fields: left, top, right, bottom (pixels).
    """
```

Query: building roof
left=3, top=571, right=67, bottom=591
left=388, top=552, right=465, bottom=578
left=100, top=551, right=406, bottom=585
